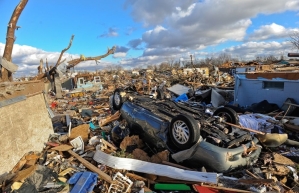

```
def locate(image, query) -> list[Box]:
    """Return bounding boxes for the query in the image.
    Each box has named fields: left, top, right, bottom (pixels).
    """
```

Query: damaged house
left=234, top=72, right=299, bottom=108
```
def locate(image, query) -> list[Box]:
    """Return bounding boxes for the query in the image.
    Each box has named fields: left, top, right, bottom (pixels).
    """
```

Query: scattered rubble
left=2, top=60, right=299, bottom=193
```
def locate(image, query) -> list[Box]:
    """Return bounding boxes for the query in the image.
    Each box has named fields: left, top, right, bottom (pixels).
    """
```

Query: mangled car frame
left=110, top=88, right=262, bottom=172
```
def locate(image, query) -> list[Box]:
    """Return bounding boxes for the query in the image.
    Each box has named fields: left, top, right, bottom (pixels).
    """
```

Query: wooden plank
left=99, top=111, right=120, bottom=127
left=283, top=102, right=299, bottom=108
left=51, top=144, right=73, bottom=152
left=13, top=165, right=37, bottom=182
left=54, top=74, right=62, bottom=98
left=126, top=172, right=148, bottom=181
left=9, top=80, right=42, bottom=85
left=238, top=178, right=274, bottom=184
left=224, top=121, right=265, bottom=135
left=199, top=184, right=252, bottom=193
left=67, top=150, right=113, bottom=183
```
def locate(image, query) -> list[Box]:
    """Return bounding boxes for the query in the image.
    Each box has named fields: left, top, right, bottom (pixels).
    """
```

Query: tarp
left=0, top=57, right=18, bottom=73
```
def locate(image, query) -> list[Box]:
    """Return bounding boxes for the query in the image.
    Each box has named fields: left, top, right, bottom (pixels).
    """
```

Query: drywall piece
left=0, top=93, right=53, bottom=175
left=93, top=149, right=218, bottom=184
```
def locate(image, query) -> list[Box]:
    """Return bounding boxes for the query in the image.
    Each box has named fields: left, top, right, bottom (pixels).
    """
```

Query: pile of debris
left=1, top=76, right=299, bottom=193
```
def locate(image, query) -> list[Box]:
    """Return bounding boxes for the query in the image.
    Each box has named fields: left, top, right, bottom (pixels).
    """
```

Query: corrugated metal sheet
left=93, top=148, right=218, bottom=184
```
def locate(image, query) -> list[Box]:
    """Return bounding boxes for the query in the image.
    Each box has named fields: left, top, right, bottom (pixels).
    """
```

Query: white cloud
left=124, top=0, right=196, bottom=27
left=2, top=0, right=299, bottom=76
left=118, top=55, right=164, bottom=69
left=222, top=41, right=293, bottom=60
left=113, top=52, right=127, bottom=58
left=143, top=47, right=187, bottom=57
left=125, top=0, right=299, bottom=51
left=247, top=23, right=299, bottom=41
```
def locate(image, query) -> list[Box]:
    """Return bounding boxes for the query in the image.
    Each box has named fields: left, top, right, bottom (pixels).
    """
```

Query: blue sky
left=0, top=0, right=299, bottom=77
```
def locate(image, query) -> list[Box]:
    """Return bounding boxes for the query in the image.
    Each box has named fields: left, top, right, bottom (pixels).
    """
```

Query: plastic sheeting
left=239, top=113, right=283, bottom=133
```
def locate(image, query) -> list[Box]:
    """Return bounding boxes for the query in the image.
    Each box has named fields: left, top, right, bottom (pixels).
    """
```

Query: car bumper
left=181, top=137, right=261, bottom=172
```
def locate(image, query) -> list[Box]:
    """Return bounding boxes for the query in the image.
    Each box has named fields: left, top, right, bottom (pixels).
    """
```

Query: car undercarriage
left=110, top=88, right=262, bottom=172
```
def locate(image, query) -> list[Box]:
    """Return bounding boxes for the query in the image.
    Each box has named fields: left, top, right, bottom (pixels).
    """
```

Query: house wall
left=234, top=76, right=299, bottom=107
left=0, top=93, right=53, bottom=174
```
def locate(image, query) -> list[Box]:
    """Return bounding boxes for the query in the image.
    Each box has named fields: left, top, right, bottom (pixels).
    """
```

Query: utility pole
left=190, top=54, right=193, bottom=66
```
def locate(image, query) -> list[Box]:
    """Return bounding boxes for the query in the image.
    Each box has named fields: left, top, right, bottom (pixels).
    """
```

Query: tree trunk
left=1, top=0, right=28, bottom=82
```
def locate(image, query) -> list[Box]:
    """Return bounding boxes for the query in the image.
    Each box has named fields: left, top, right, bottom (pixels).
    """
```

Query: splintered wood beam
left=67, top=150, right=113, bottom=183
left=238, top=178, right=274, bottom=184
left=99, top=111, right=120, bottom=127
left=55, top=35, right=74, bottom=67
left=196, top=184, right=252, bottom=193
left=223, top=121, right=265, bottom=135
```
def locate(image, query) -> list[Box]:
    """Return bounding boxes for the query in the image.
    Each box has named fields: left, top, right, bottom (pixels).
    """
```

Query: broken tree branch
left=55, top=35, right=74, bottom=67
left=67, top=46, right=116, bottom=69
left=58, top=58, right=66, bottom=66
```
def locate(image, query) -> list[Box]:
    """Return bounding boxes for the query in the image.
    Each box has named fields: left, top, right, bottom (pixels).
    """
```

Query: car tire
left=169, top=114, right=200, bottom=150
left=213, top=107, right=239, bottom=124
left=112, top=88, right=126, bottom=110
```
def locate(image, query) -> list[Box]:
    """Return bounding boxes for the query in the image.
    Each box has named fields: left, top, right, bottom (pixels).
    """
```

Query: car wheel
left=213, top=107, right=239, bottom=124
left=112, top=88, right=126, bottom=110
left=169, top=114, right=200, bottom=150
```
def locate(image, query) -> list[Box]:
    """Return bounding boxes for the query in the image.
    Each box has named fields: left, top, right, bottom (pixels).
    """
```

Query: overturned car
left=110, top=88, right=262, bottom=173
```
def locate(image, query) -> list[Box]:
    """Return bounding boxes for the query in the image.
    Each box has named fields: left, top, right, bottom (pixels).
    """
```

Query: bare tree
left=172, top=62, right=180, bottom=69
left=114, top=64, right=123, bottom=73
left=166, top=56, right=176, bottom=68
left=265, top=55, right=278, bottom=63
left=289, top=31, right=299, bottom=50
left=159, top=62, right=171, bottom=71
left=1, top=0, right=28, bottom=81
left=146, top=64, right=155, bottom=70
left=217, top=53, right=232, bottom=65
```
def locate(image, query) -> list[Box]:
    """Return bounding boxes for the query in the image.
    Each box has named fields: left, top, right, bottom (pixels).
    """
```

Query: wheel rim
left=172, top=120, right=190, bottom=144
left=217, top=112, right=232, bottom=123
left=114, top=92, right=121, bottom=106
